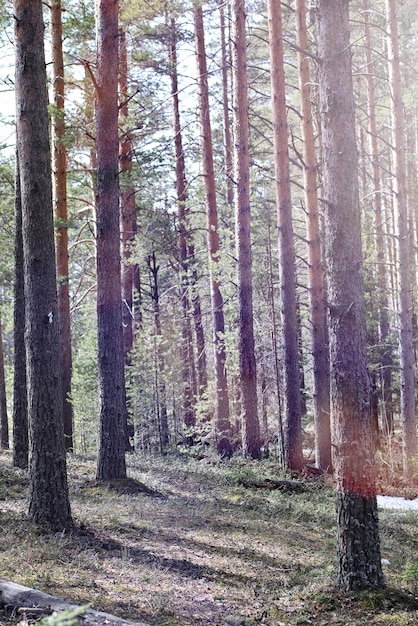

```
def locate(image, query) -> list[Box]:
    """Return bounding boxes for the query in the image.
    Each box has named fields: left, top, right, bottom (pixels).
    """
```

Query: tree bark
left=232, top=0, right=261, bottom=459
left=14, top=0, right=72, bottom=529
left=50, top=0, right=74, bottom=452
left=95, top=0, right=127, bottom=480
left=119, top=28, right=135, bottom=364
left=385, top=0, right=416, bottom=469
left=268, top=0, right=303, bottom=472
left=316, top=0, right=383, bottom=590
left=194, top=5, right=232, bottom=456
left=0, top=313, right=8, bottom=449
left=218, top=0, right=234, bottom=207
left=12, top=149, right=28, bottom=469
left=295, top=0, right=331, bottom=471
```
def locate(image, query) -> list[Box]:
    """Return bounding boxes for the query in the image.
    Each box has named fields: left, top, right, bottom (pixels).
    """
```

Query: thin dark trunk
left=295, top=0, right=331, bottom=471
left=268, top=0, right=303, bottom=471
left=232, top=0, right=260, bottom=459
left=12, top=149, right=28, bottom=469
left=194, top=5, right=231, bottom=456
left=50, top=0, right=73, bottom=452
left=119, top=28, right=135, bottom=364
left=0, top=314, right=8, bottom=449
left=147, top=253, right=169, bottom=448
left=218, top=0, right=234, bottom=207
left=168, top=19, right=197, bottom=428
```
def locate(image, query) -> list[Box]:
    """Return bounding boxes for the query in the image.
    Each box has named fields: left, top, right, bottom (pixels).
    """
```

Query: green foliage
left=71, top=303, right=98, bottom=454
left=37, top=605, right=90, bottom=626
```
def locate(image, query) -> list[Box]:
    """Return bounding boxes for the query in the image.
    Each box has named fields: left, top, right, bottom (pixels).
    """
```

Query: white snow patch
left=377, top=495, right=418, bottom=511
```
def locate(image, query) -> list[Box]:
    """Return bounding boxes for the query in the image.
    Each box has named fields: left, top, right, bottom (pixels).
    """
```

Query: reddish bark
left=268, top=0, right=303, bottom=472
left=95, top=0, right=127, bottom=480
left=50, top=0, right=74, bottom=451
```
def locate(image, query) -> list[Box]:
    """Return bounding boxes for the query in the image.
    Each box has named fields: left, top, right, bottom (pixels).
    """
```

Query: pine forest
left=0, top=0, right=418, bottom=624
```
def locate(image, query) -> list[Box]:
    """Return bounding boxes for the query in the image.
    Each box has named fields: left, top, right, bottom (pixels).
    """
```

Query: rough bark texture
left=12, top=151, right=28, bottom=469
left=317, top=0, right=383, bottom=590
left=14, top=0, right=72, bottom=529
left=385, top=0, right=416, bottom=468
left=51, top=0, right=74, bottom=452
left=295, top=0, right=331, bottom=471
left=194, top=5, right=232, bottom=455
left=0, top=315, right=8, bottom=449
left=268, top=0, right=303, bottom=472
left=232, top=0, right=260, bottom=459
left=95, top=0, right=127, bottom=480
left=119, top=28, right=135, bottom=364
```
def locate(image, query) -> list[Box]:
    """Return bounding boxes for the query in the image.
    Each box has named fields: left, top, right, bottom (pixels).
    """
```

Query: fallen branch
left=243, top=479, right=309, bottom=493
left=0, top=578, right=149, bottom=626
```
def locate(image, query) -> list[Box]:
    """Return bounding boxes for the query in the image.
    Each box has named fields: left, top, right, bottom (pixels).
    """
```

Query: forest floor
left=0, top=450, right=417, bottom=626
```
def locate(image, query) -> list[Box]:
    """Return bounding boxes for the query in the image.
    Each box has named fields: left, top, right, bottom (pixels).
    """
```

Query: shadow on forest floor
left=0, top=451, right=417, bottom=625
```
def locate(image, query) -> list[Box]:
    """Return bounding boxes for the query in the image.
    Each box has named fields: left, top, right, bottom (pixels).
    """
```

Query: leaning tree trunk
left=232, top=0, right=261, bottom=459
left=385, top=0, right=416, bottom=470
left=295, top=0, right=331, bottom=471
left=12, top=150, right=28, bottom=469
left=194, top=5, right=232, bottom=456
left=317, top=0, right=383, bottom=591
left=95, top=0, right=127, bottom=480
left=268, top=0, right=303, bottom=472
left=50, top=0, right=74, bottom=452
left=14, top=0, right=72, bottom=529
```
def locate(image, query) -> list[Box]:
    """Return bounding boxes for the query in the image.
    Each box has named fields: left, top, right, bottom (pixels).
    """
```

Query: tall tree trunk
left=12, top=150, right=28, bottom=469
left=119, top=27, right=136, bottom=451
left=267, top=0, right=303, bottom=472
left=363, top=0, right=393, bottom=435
left=385, top=0, right=416, bottom=469
left=119, top=28, right=135, bottom=364
left=317, top=0, right=383, bottom=591
left=168, top=18, right=197, bottom=430
left=14, top=0, right=72, bottom=529
left=194, top=5, right=232, bottom=456
left=232, top=0, right=260, bottom=459
left=95, top=0, right=127, bottom=480
left=218, top=0, right=234, bottom=207
left=50, top=0, right=74, bottom=452
left=295, top=0, right=331, bottom=471
left=0, top=313, right=8, bottom=449
left=147, top=253, right=169, bottom=450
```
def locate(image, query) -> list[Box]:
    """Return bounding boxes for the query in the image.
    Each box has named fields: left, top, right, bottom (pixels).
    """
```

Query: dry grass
left=0, top=450, right=417, bottom=625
